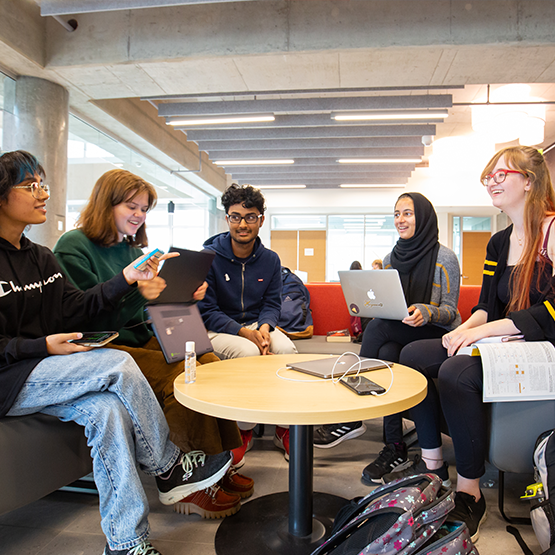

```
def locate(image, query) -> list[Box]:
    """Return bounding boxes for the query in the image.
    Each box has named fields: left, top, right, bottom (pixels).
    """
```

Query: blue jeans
left=6, top=348, right=180, bottom=551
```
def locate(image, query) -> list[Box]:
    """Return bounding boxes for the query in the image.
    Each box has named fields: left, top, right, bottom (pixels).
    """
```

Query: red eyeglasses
left=482, top=169, right=527, bottom=187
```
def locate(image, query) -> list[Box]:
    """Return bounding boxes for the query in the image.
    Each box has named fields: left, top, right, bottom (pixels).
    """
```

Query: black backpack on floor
left=276, top=267, right=313, bottom=339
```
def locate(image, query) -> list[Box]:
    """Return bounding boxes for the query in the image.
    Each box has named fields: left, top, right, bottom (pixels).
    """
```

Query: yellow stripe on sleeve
left=436, top=263, right=450, bottom=293
left=544, top=300, right=555, bottom=322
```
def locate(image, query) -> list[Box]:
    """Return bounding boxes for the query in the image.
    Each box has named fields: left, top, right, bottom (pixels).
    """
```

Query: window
left=0, top=73, right=13, bottom=151
left=67, top=115, right=216, bottom=252
left=271, top=214, right=326, bottom=230
left=271, top=213, right=398, bottom=281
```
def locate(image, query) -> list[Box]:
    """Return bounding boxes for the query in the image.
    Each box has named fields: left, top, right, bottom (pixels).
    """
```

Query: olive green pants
left=109, top=337, right=241, bottom=455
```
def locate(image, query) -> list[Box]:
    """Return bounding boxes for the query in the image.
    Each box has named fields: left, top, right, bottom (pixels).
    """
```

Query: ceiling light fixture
left=340, top=183, right=406, bottom=188
left=214, top=159, right=295, bottom=166
left=254, top=184, right=306, bottom=189
left=333, top=110, right=448, bottom=121
left=337, top=158, right=421, bottom=164
left=167, top=114, right=275, bottom=126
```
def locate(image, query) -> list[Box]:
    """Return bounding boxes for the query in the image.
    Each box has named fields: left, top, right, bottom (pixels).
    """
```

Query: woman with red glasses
left=383, top=146, right=555, bottom=543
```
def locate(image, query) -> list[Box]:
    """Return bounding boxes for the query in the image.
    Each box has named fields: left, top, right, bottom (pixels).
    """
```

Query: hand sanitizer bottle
left=184, top=341, right=196, bottom=384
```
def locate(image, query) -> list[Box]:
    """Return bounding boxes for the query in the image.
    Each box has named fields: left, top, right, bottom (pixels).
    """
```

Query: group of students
left=2, top=144, right=555, bottom=551
left=0, top=150, right=297, bottom=555
left=315, top=145, right=555, bottom=543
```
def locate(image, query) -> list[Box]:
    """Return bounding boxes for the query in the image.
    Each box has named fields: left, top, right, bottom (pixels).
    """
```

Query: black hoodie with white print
left=0, top=234, right=133, bottom=417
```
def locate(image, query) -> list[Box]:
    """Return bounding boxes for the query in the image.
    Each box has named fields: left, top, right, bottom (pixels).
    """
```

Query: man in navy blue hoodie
left=199, top=184, right=297, bottom=360
left=198, top=184, right=297, bottom=459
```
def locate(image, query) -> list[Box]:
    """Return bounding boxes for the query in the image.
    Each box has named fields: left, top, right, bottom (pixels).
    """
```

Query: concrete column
left=4, top=76, right=68, bottom=249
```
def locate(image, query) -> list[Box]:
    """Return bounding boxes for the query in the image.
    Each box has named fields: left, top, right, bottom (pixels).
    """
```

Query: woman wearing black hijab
left=313, top=193, right=461, bottom=482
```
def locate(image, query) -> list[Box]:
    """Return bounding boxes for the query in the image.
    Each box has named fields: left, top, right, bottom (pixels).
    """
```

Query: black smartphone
left=69, top=332, right=119, bottom=347
left=339, top=375, right=386, bottom=396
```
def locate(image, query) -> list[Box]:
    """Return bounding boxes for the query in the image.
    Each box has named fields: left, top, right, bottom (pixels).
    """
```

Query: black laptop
left=147, top=303, right=213, bottom=363
left=146, top=246, right=215, bottom=363
left=152, top=247, right=215, bottom=304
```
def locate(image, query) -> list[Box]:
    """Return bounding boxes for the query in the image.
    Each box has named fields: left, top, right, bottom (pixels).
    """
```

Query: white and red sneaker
left=231, top=428, right=254, bottom=469
left=273, top=426, right=290, bottom=461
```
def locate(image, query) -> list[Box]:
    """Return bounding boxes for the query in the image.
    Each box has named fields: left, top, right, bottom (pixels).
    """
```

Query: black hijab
left=389, top=192, right=440, bottom=307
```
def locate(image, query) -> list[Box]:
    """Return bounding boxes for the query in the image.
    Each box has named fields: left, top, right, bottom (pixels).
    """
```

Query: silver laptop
left=147, top=303, right=213, bottom=363
left=287, top=355, right=388, bottom=379
left=338, top=269, right=409, bottom=320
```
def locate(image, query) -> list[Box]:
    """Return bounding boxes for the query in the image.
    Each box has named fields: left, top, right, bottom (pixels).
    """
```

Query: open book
left=457, top=335, right=525, bottom=356
left=458, top=339, right=555, bottom=402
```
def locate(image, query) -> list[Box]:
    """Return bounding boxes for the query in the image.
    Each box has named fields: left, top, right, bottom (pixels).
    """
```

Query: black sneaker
left=156, top=450, right=232, bottom=505
left=448, top=491, right=487, bottom=543
left=103, top=540, right=162, bottom=554
left=361, top=443, right=411, bottom=484
left=314, top=421, right=367, bottom=448
left=381, top=454, right=451, bottom=487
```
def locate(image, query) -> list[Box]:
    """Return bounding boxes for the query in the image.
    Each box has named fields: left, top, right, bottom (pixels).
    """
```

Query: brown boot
left=173, top=484, right=241, bottom=519
left=221, top=467, right=255, bottom=499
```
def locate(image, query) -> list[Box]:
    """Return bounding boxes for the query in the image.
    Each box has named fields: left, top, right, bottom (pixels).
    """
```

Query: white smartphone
left=69, top=331, right=119, bottom=347
left=133, top=248, right=164, bottom=271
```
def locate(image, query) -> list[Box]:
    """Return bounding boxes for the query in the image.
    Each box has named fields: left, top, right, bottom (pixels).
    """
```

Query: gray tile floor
left=0, top=419, right=542, bottom=554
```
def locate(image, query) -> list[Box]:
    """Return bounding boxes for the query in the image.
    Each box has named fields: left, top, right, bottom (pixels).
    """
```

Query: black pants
left=400, top=338, right=488, bottom=479
left=360, top=319, right=446, bottom=443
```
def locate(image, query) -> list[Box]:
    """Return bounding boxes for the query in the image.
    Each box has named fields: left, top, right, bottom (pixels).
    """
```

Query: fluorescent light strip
left=167, top=115, right=275, bottom=126
left=333, top=110, right=448, bottom=121
left=255, top=184, right=306, bottom=189
left=214, top=159, right=295, bottom=166
left=340, top=184, right=406, bottom=188
left=338, top=158, right=420, bottom=164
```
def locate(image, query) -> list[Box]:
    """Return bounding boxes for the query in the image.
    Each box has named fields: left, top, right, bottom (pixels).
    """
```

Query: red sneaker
left=231, top=428, right=254, bottom=469
left=273, top=426, right=290, bottom=461
left=173, top=484, right=241, bottom=519
left=221, top=467, right=255, bottom=499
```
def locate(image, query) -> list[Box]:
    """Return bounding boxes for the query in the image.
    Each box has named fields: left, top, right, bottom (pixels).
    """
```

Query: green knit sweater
left=53, top=229, right=152, bottom=347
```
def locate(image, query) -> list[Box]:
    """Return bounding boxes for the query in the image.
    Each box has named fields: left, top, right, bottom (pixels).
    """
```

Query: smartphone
left=133, top=248, right=164, bottom=271
left=69, top=331, right=119, bottom=347
left=339, top=375, right=386, bottom=396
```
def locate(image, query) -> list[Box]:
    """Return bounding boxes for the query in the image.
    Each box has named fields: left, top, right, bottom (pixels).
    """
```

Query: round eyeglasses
left=482, top=169, right=527, bottom=187
left=227, top=213, right=262, bottom=224
left=13, top=182, right=50, bottom=198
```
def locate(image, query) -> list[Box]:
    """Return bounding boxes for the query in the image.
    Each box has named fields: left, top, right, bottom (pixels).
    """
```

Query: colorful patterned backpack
left=311, top=473, right=478, bottom=555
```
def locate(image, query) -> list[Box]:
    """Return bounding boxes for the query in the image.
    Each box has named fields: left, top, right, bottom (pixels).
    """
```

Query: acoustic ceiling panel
left=146, top=88, right=452, bottom=189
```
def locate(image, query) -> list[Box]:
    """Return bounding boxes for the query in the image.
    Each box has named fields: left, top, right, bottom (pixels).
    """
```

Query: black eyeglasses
left=482, top=169, right=527, bottom=187
left=227, top=213, right=262, bottom=224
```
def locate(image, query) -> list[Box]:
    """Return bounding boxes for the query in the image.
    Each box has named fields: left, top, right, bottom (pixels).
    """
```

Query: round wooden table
left=174, top=353, right=427, bottom=555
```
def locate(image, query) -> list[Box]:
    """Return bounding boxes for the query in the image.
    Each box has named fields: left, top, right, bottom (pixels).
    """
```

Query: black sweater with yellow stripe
left=474, top=225, right=555, bottom=344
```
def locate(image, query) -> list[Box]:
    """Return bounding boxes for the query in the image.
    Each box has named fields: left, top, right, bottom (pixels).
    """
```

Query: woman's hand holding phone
left=123, top=250, right=180, bottom=284
left=46, top=333, right=92, bottom=355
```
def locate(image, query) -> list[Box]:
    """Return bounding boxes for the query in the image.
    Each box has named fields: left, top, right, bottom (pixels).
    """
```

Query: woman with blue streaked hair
left=0, top=150, right=232, bottom=555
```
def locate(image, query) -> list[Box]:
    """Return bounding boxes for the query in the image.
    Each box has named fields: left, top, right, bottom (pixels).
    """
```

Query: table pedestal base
left=215, top=492, right=347, bottom=555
